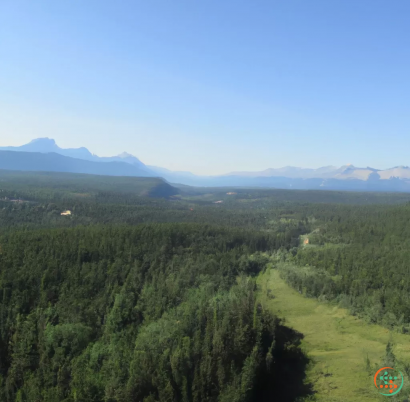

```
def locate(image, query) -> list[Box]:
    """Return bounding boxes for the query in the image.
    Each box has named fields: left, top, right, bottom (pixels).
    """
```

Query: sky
left=1, top=1, right=409, bottom=175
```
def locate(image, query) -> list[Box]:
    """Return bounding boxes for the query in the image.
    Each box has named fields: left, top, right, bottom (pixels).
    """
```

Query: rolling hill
left=0, top=169, right=179, bottom=198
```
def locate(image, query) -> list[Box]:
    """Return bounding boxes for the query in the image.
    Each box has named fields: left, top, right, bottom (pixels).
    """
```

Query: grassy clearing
left=258, top=268, right=410, bottom=402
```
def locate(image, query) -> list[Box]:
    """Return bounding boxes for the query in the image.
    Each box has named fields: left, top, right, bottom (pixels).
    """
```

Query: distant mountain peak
left=30, top=137, right=56, bottom=144
left=0, top=138, right=157, bottom=175
left=117, top=152, right=134, bottom=158
left=0, top=138, right=95, bottom=160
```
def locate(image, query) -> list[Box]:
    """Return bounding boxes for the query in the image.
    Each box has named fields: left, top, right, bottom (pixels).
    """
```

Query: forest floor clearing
left=257, top=268, right=410, bottom=402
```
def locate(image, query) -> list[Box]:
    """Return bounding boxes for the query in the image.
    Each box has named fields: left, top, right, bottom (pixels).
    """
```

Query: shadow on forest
left=253, top=324, right=315, bottom=402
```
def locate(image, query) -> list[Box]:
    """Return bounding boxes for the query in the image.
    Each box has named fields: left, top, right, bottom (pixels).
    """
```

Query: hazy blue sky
left=1, top=1, right=409, bottom=174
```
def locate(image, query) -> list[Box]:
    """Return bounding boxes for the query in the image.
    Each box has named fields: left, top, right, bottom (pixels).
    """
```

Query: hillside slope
left=0, top=150, right=155, bottom=177
left=0, top=169, right=179, bottom=198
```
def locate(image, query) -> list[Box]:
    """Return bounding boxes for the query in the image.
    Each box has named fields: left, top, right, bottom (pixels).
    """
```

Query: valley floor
left=258, top=268, right=410, bottom=402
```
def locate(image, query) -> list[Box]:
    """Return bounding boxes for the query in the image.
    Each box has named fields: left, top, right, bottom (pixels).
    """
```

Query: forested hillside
left=0, top=171, right=313, bottom=401
left=0, top=224, right=310, bottom=401
left=3, top=170, right=410, bottom=400
left=0, top=170, right=178, bottom=199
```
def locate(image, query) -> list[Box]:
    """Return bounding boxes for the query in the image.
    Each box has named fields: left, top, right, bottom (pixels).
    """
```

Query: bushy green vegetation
left=277, top=203, right=410, bottom=332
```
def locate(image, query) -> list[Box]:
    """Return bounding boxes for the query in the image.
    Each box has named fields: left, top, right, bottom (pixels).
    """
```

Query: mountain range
left=0, top=138, right=151, bottom=171
left=2, top=138, right=410, bottom=192
left=224, top=164, right=410, bottom=181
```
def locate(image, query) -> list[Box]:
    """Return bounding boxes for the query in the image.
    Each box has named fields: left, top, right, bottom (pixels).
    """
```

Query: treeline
left=0, top=223, right=308, bottom=401
left=0, top=194, right=310, bottom=241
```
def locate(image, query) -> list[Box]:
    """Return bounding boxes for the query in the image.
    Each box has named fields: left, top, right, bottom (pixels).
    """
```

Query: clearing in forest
left=258, top=268, right=410, bottom=402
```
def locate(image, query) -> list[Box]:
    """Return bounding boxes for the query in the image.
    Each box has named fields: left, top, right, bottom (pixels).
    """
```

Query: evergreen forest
left=2, top=170, right=410, bottom=401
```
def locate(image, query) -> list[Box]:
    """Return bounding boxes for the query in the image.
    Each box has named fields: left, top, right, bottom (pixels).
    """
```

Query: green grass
left=258, top=268, right=410, bottom=401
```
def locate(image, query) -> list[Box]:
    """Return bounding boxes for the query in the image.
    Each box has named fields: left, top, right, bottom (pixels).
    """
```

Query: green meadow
left=258, top=268, right=410, bottom=402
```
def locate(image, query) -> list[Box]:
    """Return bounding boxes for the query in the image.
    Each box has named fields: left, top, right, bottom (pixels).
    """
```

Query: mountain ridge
left=2, top=138, right=410, bottom=191
left=225, top=165, right=410, bottom=181
left=0, top=138, right=152, bottom=173
left=0, top=150, right=156, bottom=178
